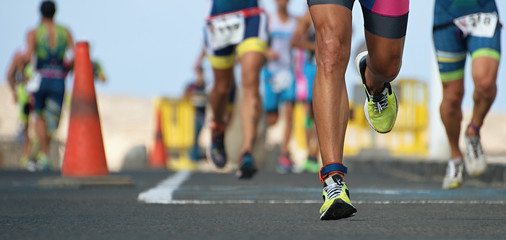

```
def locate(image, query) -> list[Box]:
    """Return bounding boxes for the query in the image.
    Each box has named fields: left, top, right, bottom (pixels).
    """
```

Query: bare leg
left=34, top=116, right=49, bottom=155
left=209, top=68, right=235, bottom=126
left=239, top=51, right=264, bottom=154
left=440, top=79, right=465, bottom=159
left=468, top=57, right=499, bottom=136
left=309, top=4, right=352, bottom=179
left=281, top=103, right=294, bottom=154
left=363, top=31, right=405, bottom=94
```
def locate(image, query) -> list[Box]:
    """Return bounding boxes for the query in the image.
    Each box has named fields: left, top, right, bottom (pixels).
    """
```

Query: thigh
left=433, top=25, right=467, bottom=82
left=236, top=13, right=268, bottom=59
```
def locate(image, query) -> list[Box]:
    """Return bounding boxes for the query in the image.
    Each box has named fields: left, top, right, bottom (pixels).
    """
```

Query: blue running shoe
left=236, top=153, right=257, bottom=179
left=207, top=122, right=227, bottom=168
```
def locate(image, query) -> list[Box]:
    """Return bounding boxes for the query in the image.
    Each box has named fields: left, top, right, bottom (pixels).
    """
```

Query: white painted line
left=137, top=171, right=191, bottom=204
left=142, top=199, right=506, bottom=205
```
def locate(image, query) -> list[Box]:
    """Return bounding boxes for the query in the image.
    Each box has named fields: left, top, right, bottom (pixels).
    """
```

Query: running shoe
left=236, top=152, right=257, bottom=179
left=20, top=156, right=36, bottom=172
left=36, top=153, right=50, bottom=171
left=277, top=153, right=293, bottom=174
left=464, top=135, right=487, bottom=177
left=355, top=51, right=398, bottom=134
left=320, top=174, right=357, bottom=220
left=301, top=157, right=319, bottom=173
left=442, top=158, right=464, bottom=190
left=207, top=122, right=227, bottom=168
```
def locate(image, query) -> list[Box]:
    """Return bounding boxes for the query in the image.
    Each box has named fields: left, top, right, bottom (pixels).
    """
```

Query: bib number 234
left=206, top=13, right=245, bottom=50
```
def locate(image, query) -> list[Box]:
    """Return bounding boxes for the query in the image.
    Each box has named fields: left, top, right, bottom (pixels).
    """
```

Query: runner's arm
left=23, top=30, right=36, bottom=64
left=291, top=13, right=315, bottom=51
left=6, top=52, right=26, bottom=103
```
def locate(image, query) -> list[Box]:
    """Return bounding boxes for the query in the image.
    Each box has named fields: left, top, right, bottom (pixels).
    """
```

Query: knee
left=472, top=70, right=497, bottom=98
left=442, top=87, right=464, bottom=110
left=370, top=53, right=402, bottom=81
left=316, top=34, right=349, bottom=76
left=242, top=74, right=260, bottom=94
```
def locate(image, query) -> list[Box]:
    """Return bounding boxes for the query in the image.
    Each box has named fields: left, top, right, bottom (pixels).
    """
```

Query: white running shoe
left=442, top=158, right=464, bottom=190
left=464, top=135, right=487, bottom=177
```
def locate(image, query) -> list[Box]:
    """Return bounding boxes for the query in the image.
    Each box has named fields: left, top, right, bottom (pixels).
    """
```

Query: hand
left=265, top=50, right=279, bottom=60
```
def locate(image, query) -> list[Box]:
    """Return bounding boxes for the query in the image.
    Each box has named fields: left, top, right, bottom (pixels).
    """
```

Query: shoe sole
left=320, top=198, right=357, bottom=220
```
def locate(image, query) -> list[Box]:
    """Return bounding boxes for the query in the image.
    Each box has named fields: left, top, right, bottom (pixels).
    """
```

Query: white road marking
left=141, top=199, right=505, bottom=205
left=137, top=173, right=505, bottom=205
left=137, top=171, right=191, bottom=204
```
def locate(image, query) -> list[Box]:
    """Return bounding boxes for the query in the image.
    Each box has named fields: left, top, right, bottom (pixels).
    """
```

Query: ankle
left=466, top=122, right=480, bottom=137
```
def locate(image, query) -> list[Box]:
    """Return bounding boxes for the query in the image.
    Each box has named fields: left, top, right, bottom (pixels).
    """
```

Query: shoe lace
left=468, top=137, right=483, bottom=159
left=371, top=93, right=389, bottom=114
left=446, top=160, right=462, bottom=178
left=324, top=181, right=343, bottom=199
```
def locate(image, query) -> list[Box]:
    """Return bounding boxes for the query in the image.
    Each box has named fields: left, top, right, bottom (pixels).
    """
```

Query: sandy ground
left=1, top=83, right=505, bottom=172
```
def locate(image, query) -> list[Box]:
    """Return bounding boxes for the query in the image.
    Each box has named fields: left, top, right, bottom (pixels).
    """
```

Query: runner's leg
left=239, top=51, right=264, bottom=153
left=210, top=68, right=235, bottom=126
left=440, top=79, right=465, bottom=159
left=309, top=4, right=352, bottom=174
left=468, top=57, right=498, bottom=136
left=363, top=32, right=405, bottom=94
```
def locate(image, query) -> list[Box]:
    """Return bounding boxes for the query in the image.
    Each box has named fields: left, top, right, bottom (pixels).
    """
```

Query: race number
left=206, top=12, right=245, bottom=50
left=25, top=72, right=41, bottom=93
left=271, top=70, right=293, bottom=93
left=454, top=12, right=498, bottom=38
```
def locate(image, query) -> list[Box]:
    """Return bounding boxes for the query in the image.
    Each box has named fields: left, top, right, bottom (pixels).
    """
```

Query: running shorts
left=307, top=0, right=409, bottom=39
left=433, top=0, right=501, bottom=82
left=204, top=7, right=268, bottom=69
left=32, top=78, right=65, bottom=134
left=262, top=68, right=296, bottom=112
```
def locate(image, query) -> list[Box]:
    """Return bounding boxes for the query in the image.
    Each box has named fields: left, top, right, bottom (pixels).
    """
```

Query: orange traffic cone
left=149, top=109, right=167, bottom=168
left=61, top=41, right=109, bottom=177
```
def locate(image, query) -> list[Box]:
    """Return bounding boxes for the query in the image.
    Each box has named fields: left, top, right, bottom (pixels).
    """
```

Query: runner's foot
left=442, top=158, right=464, bottom=189
left=320, top=174, right=357, bottom=220
left=356, top=51, right=398, bottom=133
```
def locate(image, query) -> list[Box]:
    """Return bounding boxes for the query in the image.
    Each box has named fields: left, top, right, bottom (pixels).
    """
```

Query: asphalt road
left=1, top=166, right=505, bottom=240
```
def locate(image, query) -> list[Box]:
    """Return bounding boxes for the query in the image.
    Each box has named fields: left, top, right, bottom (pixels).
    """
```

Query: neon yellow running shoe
left=355, top=51, right=398, bottom=134
left=320, top=175, right=357, bottom=220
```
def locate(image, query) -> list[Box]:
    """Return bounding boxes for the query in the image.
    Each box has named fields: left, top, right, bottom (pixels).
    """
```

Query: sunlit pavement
left=1, top=161, right=505, bottom=239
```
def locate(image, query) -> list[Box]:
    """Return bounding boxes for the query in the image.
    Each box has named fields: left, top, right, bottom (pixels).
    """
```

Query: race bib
left=454, top=12, right=498, bottom=38
left=206, top=12, right=245, bottom=50
left=271, top=70, right=293, bottom=93
left=25, top=72, right=41, bottom=93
